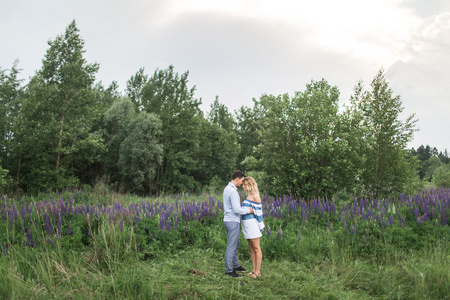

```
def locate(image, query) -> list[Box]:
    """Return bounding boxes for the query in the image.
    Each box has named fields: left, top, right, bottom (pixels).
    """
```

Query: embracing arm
left=230, top=193, right=253, bottom=214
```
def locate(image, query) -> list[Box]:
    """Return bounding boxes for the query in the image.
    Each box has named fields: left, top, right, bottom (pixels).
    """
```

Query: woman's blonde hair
left=243, top=177, right=259, bottom=196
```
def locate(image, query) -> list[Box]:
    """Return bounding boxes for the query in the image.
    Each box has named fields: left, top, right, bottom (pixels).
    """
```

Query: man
left=223, top=170, right=253, bottom=277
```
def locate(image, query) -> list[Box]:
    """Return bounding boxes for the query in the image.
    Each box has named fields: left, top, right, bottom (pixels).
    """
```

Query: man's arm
left=230, top=192, right=252, bottom=214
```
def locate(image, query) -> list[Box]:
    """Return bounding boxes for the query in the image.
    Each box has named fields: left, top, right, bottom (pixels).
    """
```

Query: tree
left=208, top=96, right=235, bottom=132
left=13, top=20, right=103, bottom=191
left=193, top=118, right=239, bottom=187
left=424, top=156, right=443, bottom=181
left=235, top=102, right=262, bottom=171
left=126, top=67, right=148, bottom=110
left=102, top=97, right=137, bottom=183
left=432, top=164, right=450, bottom=188
left=118, top=112, right=163, bottom=194
left=348, top=69, right=418, bottom=196
left=256, top=79, right=348, bottom=198
left=136, top=65, right=203, bottom=193
left=0, top=61, right=23, bottom=173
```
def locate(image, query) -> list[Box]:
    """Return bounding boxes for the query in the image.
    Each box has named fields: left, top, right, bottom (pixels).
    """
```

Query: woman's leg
left=247, top=239, right=256, bottom=273
left=249, top=238, right=262, bottom=276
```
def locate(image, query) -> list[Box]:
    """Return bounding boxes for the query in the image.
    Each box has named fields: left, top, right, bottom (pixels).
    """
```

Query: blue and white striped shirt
left=242, top=199, right=265, bottom=232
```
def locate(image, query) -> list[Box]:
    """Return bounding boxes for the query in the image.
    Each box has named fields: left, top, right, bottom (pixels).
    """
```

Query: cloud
left=387, top=11, right=450, bottom=150
left=401, top=0, right=450, bottom=18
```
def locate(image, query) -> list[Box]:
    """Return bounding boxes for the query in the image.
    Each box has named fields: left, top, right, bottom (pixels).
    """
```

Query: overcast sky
left=1, top=0, right=449, bottom=151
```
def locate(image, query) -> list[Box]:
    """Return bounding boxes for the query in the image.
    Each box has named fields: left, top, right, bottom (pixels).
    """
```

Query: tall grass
left=1, top=188, right=449, bottom=299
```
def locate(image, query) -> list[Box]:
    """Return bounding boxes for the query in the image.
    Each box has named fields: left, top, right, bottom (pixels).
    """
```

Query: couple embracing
left=223, top=170, right=264, bottom=278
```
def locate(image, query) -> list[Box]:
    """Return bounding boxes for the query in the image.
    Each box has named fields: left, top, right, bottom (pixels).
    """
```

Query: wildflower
left=166, top=219, right=172, bottom=232
left=57, top=213, right=62, bottom=235
left=27, top=225, right=32, bottom=246
left=174, top=214, right=178, bottom=230
left=67, top=221, right=72, bottom=236
left=351, top=224, right=354, bottom=235
left=2, top=243, right=6, bottom=255
left=119, top=219, right=124, bottom=232
left=298, top=234, right=301, bottom=241
left=277, top=228, right=283, bottom=240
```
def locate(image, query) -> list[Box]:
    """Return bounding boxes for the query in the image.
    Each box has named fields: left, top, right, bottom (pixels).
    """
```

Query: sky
left=1, top=0, right=449, bottom=151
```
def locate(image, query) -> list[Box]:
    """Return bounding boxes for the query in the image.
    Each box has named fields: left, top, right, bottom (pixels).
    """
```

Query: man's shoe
left=225, top=271, right=242, bottom=278
left=233, top=266, right=246, bottom=272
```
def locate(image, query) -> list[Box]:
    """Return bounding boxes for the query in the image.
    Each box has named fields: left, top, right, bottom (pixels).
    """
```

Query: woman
left=241, top=177, right=264, bottom=278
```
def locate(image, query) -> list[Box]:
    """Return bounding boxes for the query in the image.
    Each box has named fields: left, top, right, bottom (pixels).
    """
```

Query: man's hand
left=249, top=207, right=254, bottom=214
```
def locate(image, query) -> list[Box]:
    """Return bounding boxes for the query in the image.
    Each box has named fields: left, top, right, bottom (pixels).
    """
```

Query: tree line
left=0, top=21, right=448, bottom=198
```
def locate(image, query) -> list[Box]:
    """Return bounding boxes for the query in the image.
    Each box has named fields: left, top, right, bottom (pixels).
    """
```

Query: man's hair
left=231, top=170, right=245, bottom=180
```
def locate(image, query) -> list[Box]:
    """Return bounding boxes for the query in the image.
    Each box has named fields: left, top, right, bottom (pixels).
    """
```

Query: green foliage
left=0, top=61, right=23, bottom=175
left=194, top=118, right=239, bottom=187
left=1, top=190, right=449, bottom=299
left=256, top=79, right=352, bottom=198
left=12, top=20, right=103, bottom=192
left=135, top=65, right=204, bottom=193
left=235, top=103, right=262, bottom=171
left=432, top=164, right=450, bottom=188
left=118, top=112, right=163, bottom=194
left=0, top=20, right=445, bottom=198
left=346, top=69, right=418, bottom=197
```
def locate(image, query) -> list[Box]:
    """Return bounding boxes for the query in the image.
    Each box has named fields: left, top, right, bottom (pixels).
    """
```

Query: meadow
left=1, top=187, right=449, bottom=299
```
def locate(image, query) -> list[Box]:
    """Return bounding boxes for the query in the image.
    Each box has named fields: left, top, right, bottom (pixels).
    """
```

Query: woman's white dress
left=241, top=199, right=265, bottom=239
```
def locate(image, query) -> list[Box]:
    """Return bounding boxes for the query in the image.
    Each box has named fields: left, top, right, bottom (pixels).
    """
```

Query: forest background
left=1, top=21, right=449, bottom=199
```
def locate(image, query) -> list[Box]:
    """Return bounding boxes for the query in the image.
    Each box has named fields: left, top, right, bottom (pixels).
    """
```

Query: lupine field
left=1, top=188, right=449, bottom=299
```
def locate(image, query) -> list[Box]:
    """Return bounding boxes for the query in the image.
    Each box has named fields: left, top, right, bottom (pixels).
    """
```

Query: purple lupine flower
left=67, top=221, right=72, bottom=236
left=213, top=238, right=216, bottom=243
left=166, top=219, right=172, bottom=232
left=119, top=219, right=124, bottom=232
left=421, top=213, right=427, bottom=222
left=417, top=217, right=421, bottom=227
left=390, top=214, right=394, bottom=226
left=174, top=214, right=178, bottom=230
left=266, top=226, right=271, bottom=236
left=298, top=234, right=301, bottom=241
left=57, top=213, right=62, bottom=236
left=277, top=228, right=283, bottom=240
left=415, top=207, right=420, bottom=219
left=20, top=221, right=25, bottom=233
left=88, top=228, right=94, bottom=238
left=441, top=211, right=447, bottom=226
left=159, top=213, right=166, bottom=230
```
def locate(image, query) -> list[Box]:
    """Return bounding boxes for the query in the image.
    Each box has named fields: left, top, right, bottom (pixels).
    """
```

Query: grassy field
left=1, top=188, right=449, bottom=299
